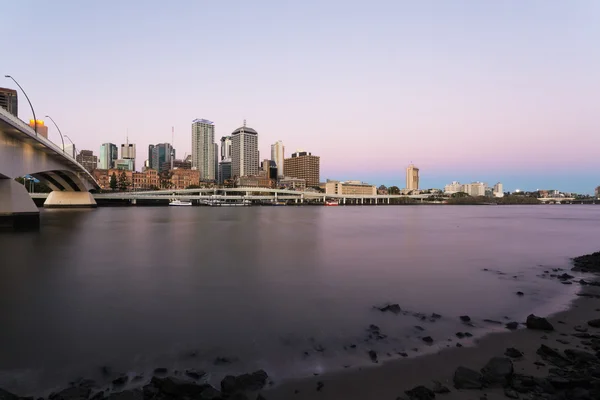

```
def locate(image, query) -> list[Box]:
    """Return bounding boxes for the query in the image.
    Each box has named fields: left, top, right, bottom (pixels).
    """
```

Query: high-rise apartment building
left=214, top=143, right=218, bottom=182
left=99, top=143, right=118, bottom=170
left=493, top=182, right=504, bottom=198
left=0, top=87, right=17, bottom=117
left=463, top=182, right=486, bottom=197
left=219, top=160, right=232, bottom=184
left=220, top=136, right=232, bottom=160
left=231, top=121, right=259, bottom=178
left=271, top=140, right=285, bottom=178
left=28, top=120, right=48, bottom=139
left=149, top=143, right=174, bottom=172
left=120, top=139, right=136, bottom=171
left=283, top=151, right=320, bottom=188
left=76, top=150, right=98, bottom=173
left=191, top=119, right=216, bottom=180
left=406, top=164, right=419, bottom=190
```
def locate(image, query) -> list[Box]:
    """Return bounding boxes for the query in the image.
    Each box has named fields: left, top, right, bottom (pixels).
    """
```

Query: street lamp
left=64, top=135, right=76, bottom=158
left=44, top=115, right=65, bottom=154
left=4, top=75, right=37, bottom=135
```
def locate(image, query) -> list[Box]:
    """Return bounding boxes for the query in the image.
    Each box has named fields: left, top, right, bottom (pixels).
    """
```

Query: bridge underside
left=0, top=179, right=39, bottom=230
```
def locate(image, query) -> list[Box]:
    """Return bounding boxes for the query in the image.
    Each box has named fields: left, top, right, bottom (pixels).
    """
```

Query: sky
left=2, top=0, right=599, bottom=193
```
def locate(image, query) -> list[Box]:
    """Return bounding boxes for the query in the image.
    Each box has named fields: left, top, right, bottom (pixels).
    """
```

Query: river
left=0, top=205, right=598, bottom=395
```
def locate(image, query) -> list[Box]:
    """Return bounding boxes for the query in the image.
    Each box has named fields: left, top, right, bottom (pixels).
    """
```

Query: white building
left=463, top=182, right=486, bottom=197
left=444, top=181, right=463, bottom=194
left=325, top=180, right=377, bottom=196
left=220, top=136, right=232, bottom=161
left=271, top=140, right=285, bottom=178
left=120, top=139, right=136, bottom=171
left=231, top=121, right=259, bottom=178
left=192, top=119, right=216, bottom=180
left=493, top=182, right=504, bottom=198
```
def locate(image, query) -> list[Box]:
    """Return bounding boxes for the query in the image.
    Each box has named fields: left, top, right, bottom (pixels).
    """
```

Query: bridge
left=0, top=107, right=99, bottom=229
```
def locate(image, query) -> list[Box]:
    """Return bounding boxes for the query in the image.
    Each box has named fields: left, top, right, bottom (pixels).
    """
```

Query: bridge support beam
left=44, top=191, right=97, bottom=208
left=0, top=179, right=39, bottom=231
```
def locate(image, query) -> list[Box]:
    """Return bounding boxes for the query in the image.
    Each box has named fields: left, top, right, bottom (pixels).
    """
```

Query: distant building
left=120, top=139, right=136, bottom=171
left=76, top=150, right=98, bottom=173
left=149, top=143, right=174, bottom=172
left=99, top=143, right=118, bottom=170
left=325, top=180, right=377, bottom=196
left=444, top=181, right=463, bottom=194
left=237, top=174, right=272, bottom=188
left=170, top=168, right=200, bottom=189
left=406, top=164, right=419, bottom=190
left=115, top=159, right=135, bottom=171
left=283, top=150, right=320, bottom=188
left=493, top=182, right=504, bottom=198
left=231, top=121, right=259, bottom=178
left=0, top=87, right=17, bottom=116
left=218, top=160, right=232, bottom=184
left=279, top=177, right=306, bottom=190
left=261, top=159, right=278, bottom=180
left=463, top=182, right=486, bottom=197
left=192, top=119, right=216, bottom=180
left=271, top=140, right=285, bottom=178
left=61, top=144, right=75, bottom=158
left=220, top=136, right=232, bottom=160
left=214, top=143, right=218, bottom=182
left=162, top=159, right=191, bottom=171
left=28, top=120, right=49, bottom=139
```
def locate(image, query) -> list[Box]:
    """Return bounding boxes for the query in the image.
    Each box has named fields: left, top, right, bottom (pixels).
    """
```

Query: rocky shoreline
left=2, top=252, right=600, bottom=400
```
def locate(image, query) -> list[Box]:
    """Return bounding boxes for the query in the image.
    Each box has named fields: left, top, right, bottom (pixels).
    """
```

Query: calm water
left=1, top=205, right=599, bottom=395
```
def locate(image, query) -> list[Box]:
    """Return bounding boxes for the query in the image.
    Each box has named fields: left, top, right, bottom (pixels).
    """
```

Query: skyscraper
left=214, top=143, right=218, bottom=182
left=220, top=136, right=232, bottom=160
left=271, top=140, right=285, bottom=178
left=0, top=87, right=17, bottom=116
left=283, top=151, right=320, bottom=188
left=151, top=143, right=174, bottom=173
left=231, top=121, right=259, bottom=178
left=147, top=144, right=155, bottom=169
left=406, top=164, right=419, bottom=190
left=28, top=120, right=48, bottom=139
left=121, top=138, right=136, bottom=171
left=191, top=119, right=216, bottom=180
left=76, top=150, right=98, bottom=173
left=99, top=143, right=118, bottom=169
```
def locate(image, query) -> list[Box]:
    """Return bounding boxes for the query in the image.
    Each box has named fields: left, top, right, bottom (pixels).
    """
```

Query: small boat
left=325, top=200, right=339, bottom=206
left=169, top=199, right=192, bottom=206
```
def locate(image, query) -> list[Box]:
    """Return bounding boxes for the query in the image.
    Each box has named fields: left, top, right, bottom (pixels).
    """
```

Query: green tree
left=388, top=186, right=400, bottom=195
left=118, top=171, right=130, bottom=191
left=110, top=172, right=118, bottom=191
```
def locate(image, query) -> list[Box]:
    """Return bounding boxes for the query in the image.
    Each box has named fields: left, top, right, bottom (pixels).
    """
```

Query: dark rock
left=377, top=304, right=402, bottom=314
left=316, top=381, right=324, bottom=392
left=506, top=322, right=519, bottom=330
left=227, top=393, right=249, bottom=400
left=516, top=292, right=524, bottom=296
left=526, top=314, right=554, bottom=331
left=368, top=350, right=378, bottom=363
left=564, top=348, right=598, bottom=363
left=504, top=388, right=519, bottom=399
left=455, top=332, right=465, bottom=339
left=185, top=369, right=205, bottom=380
left=105, top=390, right=142, bottom=400
left=151, top=376, right=210, bottom=396
left=536, top=344, right=571, bottom=367
left=504, top=348, right=523, bottom=358
left=561, top=281, right=573, bottom=285
left=220, top=370, right=268, bottom=393
left=556, top=339, right=570, bottom=345
left=49, top=386, right=92, bottom=400
left=432, top=381, right=450, bottom=394
left=214, top=356, right=234, bottom=365
left=541, top=335, right=549, bottom=340
left=153, top=368, right=168, bottom=375
left=533, top=361, right=546, bottom=367
left=464, top=332, right=473, bottom=337
left=453, top=366, right=483, bottom=389
left=414, top=326, right=425, bottom=331
left=480, top=357, right=514, bottom=386
left=404, top=385, right=435, bottom=400
left=90, top=391, right=104, bottom=400
left=100, top=366, right=111, bottom=376
left=558, top=273, right=574, bottom=280
left=460, top=316, right=471, bottom=322
left=112, top=376, right=128, bottom=387
left=588, top=319, right=600, bottom=328
left=456, top=343, right=463, bottom=348
left=573, top=333, right=600, bottom=339
left=574, top=325, right=588, bottom=333
left=256, top=395, right=267, bottom=400
left=422, top=336, right=434, bottom=344
left=431, top=313, right=442, bottom=319
left=131, top=375, right=143, bottom=382
left=483, top=319, right=502, bottom=325
left=0, top=389, right=19, bottom=400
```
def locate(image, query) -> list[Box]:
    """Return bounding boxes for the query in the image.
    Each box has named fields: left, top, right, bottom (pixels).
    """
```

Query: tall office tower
left=191, top=119, right=216, bottom=180
left=231, top=121, right=259, bottom=178
left=99, top=143, right=118, bottom=169
left=220, top=136, right=232, bottom=160
left=283, top=150, right=320, bottom=188
left=214, top=143, right=218, bottom=181
left=406, top=164, right=419, bottom=190
left=76, top=150, right=98, bottom=173
left=148, top=144, right=155, bottom=169
left=271, top=140, right=285, bottom=178
left=0, top=87, right=17, bottom=116
left=28, top=120, right=49, bottom=138
left=121, top=138, right=136, bottom=171
left=151, top=143, right=174, bottom=173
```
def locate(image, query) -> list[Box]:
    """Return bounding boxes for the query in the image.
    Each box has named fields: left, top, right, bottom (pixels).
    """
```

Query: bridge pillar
left=0, top=179, right=39, bottom=231
left=44, top=191, right=97, bottom=208
left=387, top=198, right=390, bottom=204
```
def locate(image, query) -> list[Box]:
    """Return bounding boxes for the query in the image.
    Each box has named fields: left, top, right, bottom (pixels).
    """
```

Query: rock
left=480, top=357, right=514, bottom=386
left=564, top=349, right=598, bottom=363
left=316, top=381, right=324, bottom=392
left=504, top=388, right=519, bottom=399
left=404, top=385, right=435, bottom=400
left=453, top=366, right=483, bottom=389
left=414, top=326, right=425, bottom=331
left=112, top=376, right=128, bottom=386
left=185, top=369, right=205, bottom=380
left=422, top=336, right=434, bottom=344
left=214, top=356, right=234, bottom=365
left=398, top=352, right=408, bottom=357
left=49, top=386, right=92, bottom=400
left=460, top=316, right=471, bottom=322
left=0, top=388, right=19, bottom=400
left=558, top=273, right=574, bottom=280
left=504, top=348, right=523, bottom=358
left=432, top=381, right=450, bottom=394
left=588, top=319, right=600, bottom=328
left=456, top=343, right=463, bottom=348
left=536, top=344, right=571, bottom=367
left=455, top=332, right=465, bottom=339
left=574, top=325, right=588, bottom=333
left=516, top=292, right=524, bottom=296
left=526, top=314, right=554, bottom=331
left=464, top=332, right=473, bottom=337
left=377, top=304, right=402, bottom=314
left=153, top=367, right=168, bottom=375
left=431, top=313, right=442, bottom=319
left=228, top=393, right=249, bottom=400
left=368, top=350, right=378, bottom=362
left=220, top=370, right=269, bottom=393
left=506, top=322, right=519, bottom=330
left=151, top=376, right=208, bottom=397
left=533, top=361, right=546, bottom=367
left=557, top=339, right=570, bottom=345
left=368, top=324, right=381, bottom=332
left=105, top=390, right=142, bottom=400
left=90, top=391, right=104, bottom=400
left=483, top=319, right=502, bottom=325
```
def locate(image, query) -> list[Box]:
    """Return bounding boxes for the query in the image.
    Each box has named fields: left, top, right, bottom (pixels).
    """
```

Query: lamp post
left=44, top=115, right=65, bottom=154
left=4, top=75, right=37, bottom=135
left=64, top=135, right=76, bottom=158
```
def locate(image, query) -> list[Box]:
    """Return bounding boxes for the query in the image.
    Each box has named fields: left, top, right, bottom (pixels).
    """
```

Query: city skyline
left=2, top=1, right=599, bottom=192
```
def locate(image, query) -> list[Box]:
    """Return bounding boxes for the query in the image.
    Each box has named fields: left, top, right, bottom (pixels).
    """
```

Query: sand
left=263, top=283, right=600, bottom=399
